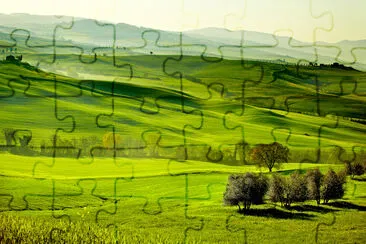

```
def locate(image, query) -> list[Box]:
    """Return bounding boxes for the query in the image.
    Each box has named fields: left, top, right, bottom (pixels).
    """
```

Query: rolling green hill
left=0, top=56, right=365, bottom=165
left=0, top=54, right=366, bottom=243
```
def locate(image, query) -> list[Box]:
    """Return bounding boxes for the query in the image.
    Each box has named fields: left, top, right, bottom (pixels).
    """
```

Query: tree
left=223, top=173, right=269, bottom=212
left=353, top=162, right=365, bottom=176
left=344, top=160, right=365, bottom=179
left=250, top=142, right=289, bottom=172
left=268, top=174, right=285, bottom=206
left=268, top=172, right=307, bottom=208
left=306, top=168, right=323, bottom=205
left=3, top=128, right=15, bottom=146
left=288, top=171, right=308, bottom=204
left=344, top=160, right=353, bottom=176
left=5, top=55, right=16, bottom=62
left=321, top=169, right=346, bottom=204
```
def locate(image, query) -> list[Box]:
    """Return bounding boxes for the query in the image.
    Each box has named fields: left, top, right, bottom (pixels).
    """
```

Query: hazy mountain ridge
left=0, top=13, right=365, bottom=69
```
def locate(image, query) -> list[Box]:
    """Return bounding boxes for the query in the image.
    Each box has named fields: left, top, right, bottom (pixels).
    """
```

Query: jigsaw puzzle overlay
left=0, top=0, right=366, bottom=243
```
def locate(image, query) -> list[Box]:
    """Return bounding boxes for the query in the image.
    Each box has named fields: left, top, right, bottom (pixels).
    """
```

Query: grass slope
left=0, top=57, right=365, bottom=161
left=0, top=56, right=365, bottom=243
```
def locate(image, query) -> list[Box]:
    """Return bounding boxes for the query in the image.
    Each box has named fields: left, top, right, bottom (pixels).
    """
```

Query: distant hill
left=0, top=13, right=365, bottom=71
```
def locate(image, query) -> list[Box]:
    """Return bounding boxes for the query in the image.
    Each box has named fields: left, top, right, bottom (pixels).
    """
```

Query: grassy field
left=0, top=157, right=365, bottom=243
left=0, top=55, right=365, bottom=243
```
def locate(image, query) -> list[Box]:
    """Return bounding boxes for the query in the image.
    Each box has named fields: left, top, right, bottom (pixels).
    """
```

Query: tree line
left=1, top=128, right=365, bottom=172
left=223, top=168, right=349, bottom=212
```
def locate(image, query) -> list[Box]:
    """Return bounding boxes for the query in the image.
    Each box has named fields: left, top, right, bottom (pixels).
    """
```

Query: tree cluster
left=1, top=128, right=254, bottom=163
left=223, top=169, right=347, bottom=212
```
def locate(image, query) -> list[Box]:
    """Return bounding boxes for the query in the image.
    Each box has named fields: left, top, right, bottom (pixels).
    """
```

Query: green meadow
left=0, top=157, right=365, bottom=243
left=0, top=55, right=365, bottom=243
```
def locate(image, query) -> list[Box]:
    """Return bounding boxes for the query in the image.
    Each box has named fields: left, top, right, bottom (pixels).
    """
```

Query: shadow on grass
left=325, top=201, right=366, bottom=211
left=287, top=204, right=338, bottom=213
left=240, top=207, right=315, bottom=220
left=351, top=177, right=366, bottom=182
left=278, top=169, right=307, bottom=176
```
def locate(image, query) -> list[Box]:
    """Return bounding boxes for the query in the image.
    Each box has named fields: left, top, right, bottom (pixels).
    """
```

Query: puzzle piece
left=183, top=176, right=248, bottom=243
left=9, top=16, right=74, bottom=66
left=226, top=214, right=248, bottom=243
left=117, top=29, right=182, bottom=57
left=312, top=0, right=366, bottom=66
left=183, top=83, right=243, bottom=162
left=55, top=19, right=115, bottom=64
left=95, top=175, right=203, bottom=243
left=315, top=212, right=336, bottom=244
left=244, top=0, right=332, bottom=43
left=0, top=74, right=75, bottom=157
left=0, top=177, right=52, bottom=211
left=163, top=34, right=268, bottom=162
left=50, top=179, right=105, bottom=221
left=95, top=78, right=203, bottom=160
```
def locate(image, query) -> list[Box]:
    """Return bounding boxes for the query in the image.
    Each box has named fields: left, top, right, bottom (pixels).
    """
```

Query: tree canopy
left=250, top=142, right=289, bottom=172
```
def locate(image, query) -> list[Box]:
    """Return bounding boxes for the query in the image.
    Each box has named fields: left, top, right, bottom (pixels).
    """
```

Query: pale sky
left=1, top=0, right=365, bottom=42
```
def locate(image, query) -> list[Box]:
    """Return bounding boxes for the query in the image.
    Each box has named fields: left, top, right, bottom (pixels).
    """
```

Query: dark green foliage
left=321, top=169, right=346, bottom=204
left=3, top=128, right=15, bottom=146
left=18, top=135, right=31, bottom=147
left=344, top=160, right=353, bottom=176
left=268, top=174, right=285, bottom=205
left=344, top=160, right=365, bottom=178
left=223, top=173, right=269, bottom=212
left=353, top=162, right=365, bottom=176
left=252, top=174, right=269, bottom=204
left=306, top=168, right=324, bottom=205
left=269, top=172, right=307, bottom=208
left=250, top=142, right=289, bottom=172
left=288, top=171, right=308, bottom=203
left=5, top=55, right=16, bottom=62
left=12, top=131, right=33, bottom=148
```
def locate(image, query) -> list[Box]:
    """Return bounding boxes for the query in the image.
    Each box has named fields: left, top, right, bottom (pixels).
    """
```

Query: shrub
left=223, top=173, right=269, bottom=212
left=321, top=169, right=346, bottom=203
left=268, top=173, right=286, bottom=205
left=306, top=169, right=323, bottom=205
left=269, top=171, right=307, bottom=208
left=353, top=162, right=365, bottom=177
left=288, top=171, right=308, bottom=204
left=344, top=160, right=365, bottom=179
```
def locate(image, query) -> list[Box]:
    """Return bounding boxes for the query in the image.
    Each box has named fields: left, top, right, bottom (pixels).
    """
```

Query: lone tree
left=250, top=142, right=289, bottom=172
left=306, top=168, right=324, bottom=205
left=223, top=173, right=268, bottom=212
